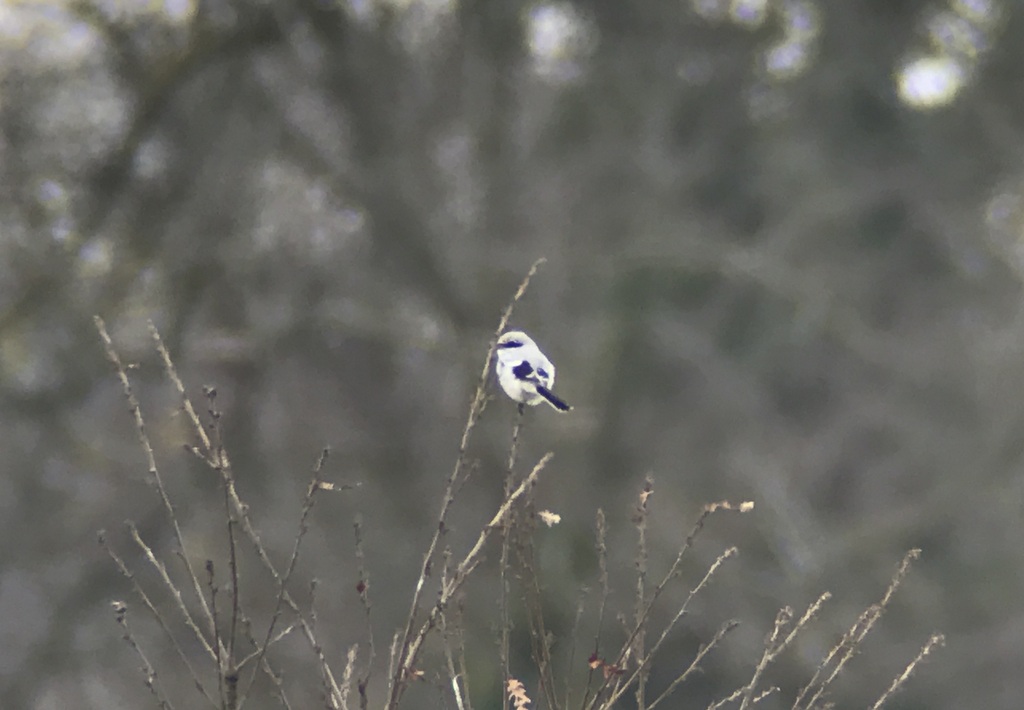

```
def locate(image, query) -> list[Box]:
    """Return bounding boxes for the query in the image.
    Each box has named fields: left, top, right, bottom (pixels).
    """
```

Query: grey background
left=2, top=0, right=1022, bottom=708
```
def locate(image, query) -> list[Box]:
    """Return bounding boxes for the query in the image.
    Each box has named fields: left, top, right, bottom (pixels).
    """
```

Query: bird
left=494, top=330, right=572, bottom=412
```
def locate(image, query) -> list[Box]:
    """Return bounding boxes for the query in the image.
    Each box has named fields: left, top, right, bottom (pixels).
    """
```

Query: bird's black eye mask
left=497, top=340, right=523, bottom=349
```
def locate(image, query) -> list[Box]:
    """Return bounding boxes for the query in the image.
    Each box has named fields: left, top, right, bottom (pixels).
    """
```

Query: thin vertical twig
left=634, top=477, right=653, bottom=710
left=353, top=514, right=375, bottom=708
left=385, top=258, right=547, bottom=709
left=499, top=403, right=525, bottom=700
left=205, top=388, right=241, bottom=670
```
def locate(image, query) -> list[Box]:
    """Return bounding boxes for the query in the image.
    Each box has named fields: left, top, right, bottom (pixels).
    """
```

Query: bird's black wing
left=512, top=361, right=537, bottom=381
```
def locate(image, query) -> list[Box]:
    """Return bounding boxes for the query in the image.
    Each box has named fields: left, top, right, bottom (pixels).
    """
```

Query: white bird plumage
left=494, top=331, right=572, bottom=412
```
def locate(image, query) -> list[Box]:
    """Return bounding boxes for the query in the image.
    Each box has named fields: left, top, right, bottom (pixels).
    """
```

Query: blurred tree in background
left=2, top=0, right=1023, bottom=707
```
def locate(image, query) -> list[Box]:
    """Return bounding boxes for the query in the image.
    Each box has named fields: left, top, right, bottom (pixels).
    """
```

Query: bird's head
left=496, top=330, right=533, bottom=350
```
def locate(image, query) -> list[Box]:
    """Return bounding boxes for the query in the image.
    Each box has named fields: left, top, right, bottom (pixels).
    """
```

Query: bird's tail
left=536, top=385, right=572, bottom=412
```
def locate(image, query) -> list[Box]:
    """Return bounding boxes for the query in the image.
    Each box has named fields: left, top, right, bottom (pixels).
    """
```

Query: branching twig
left=145, top=322, right=346, bottom=706
left=391, top=453, right=554, bottom=706
left=794, top=550, right=921, bottom=710
left=100, top=533, right=216, bottom=707
left=238, top=448, right=331, bottom=705
left=648, top=620, right=740, bottom=710
left=733, top=593, right=831, bottom=710
left=587, top=499, right=754, bottom=710
left=127, top=522, right=219, bottom=664
left=95, top=317, right=220, bottom=652
left=603, top=548, right=741, bottom=709
left=111, top=600, right=177, bottom=710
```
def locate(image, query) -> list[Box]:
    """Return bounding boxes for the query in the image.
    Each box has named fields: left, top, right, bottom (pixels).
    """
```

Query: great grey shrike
left=494, top=331, right=572, bottom=412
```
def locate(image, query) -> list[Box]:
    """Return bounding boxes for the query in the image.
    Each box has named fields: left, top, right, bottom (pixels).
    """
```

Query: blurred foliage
left=3, top=0, right=1024, bottom=707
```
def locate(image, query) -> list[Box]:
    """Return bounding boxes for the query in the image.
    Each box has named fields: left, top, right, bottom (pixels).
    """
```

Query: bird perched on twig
left=494, top=331, right=572, bottom=412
